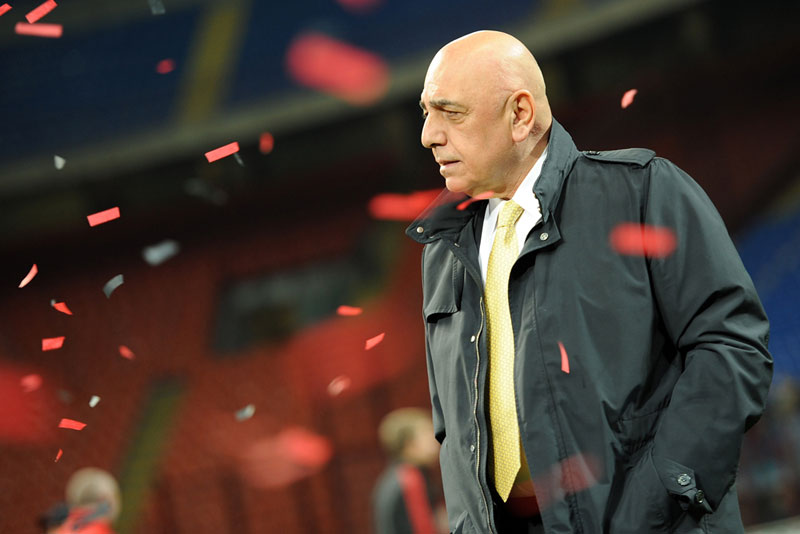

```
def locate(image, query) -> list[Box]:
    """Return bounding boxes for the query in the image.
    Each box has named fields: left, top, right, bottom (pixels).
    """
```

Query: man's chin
left=443, top=177, right=473, bottom=196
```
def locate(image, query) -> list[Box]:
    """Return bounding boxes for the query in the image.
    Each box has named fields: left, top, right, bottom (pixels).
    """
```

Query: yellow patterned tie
left=486, top=200, right=525, bottom=502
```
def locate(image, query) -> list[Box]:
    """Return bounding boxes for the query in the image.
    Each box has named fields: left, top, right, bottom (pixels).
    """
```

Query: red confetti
left=336, top=305, right=362, bottom=316
left=118, top=345, right=135, bottom=360
left=286, top=32, right=389, bottom=105
left=55, top=448, right=63, bottom=462
left=18, top=263, right=38, bottom=288
left=259, top=132, right=274, bottom=154
left=279, top=427, right=333, bottom=468
left=14, top=22, right=62, bottom=38
left=86, top=207, right=120, bottom=227
left=51, top=301, right=73, bottom=315
left=327, top=375, right=351, bottom=396
left=25, top=0, right=57, bottom=23
left=368, top=189, right=440, bottom=221
left=58, top=418, right=86, bottom=431
left=21, top=374, right=42, bottom=393
left=457, top=190, right=495, bottom=211
left=365, top=332, right=385, bottom=350
left=558, top=341, right=570, bottom=374
left=42, top=336, right=65, bottom=351
left=609, top=223, right=677, bottom=258
left=156, top=58, right=175, bottom=74
left=205, top=141, right=239, bottom=163
left=0, top=4, right=12, bottom=17
left=621, top=88, right=638, bottom=109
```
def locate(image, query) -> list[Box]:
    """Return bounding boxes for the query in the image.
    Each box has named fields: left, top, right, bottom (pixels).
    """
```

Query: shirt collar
left=486, top=145, right=549, bottom=222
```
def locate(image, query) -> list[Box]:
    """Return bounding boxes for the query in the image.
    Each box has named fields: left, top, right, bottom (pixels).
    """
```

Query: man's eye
left=444, top=110, right=460, bottom=118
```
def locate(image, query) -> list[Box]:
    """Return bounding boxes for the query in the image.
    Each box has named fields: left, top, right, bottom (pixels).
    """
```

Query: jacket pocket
left=609, top=447, right=696, bottom=534
left=423, top=252, right=463, bottom=322
left=613, top=406, right=666, bottom=456
left=449, top=511, right=474, bottom=534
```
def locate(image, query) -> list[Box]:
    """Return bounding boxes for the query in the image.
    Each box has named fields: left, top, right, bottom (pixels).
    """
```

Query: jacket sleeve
left=644, top=158, right=773, bottom=512
left=422, top=245, right=446, bottom=444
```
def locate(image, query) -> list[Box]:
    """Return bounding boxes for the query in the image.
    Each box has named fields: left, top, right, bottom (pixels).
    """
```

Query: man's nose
left=421, top=114, right=445, bottom=149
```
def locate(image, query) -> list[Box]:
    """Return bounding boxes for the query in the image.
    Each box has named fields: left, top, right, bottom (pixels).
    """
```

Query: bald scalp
left=430, top=30, right=550, bottom=127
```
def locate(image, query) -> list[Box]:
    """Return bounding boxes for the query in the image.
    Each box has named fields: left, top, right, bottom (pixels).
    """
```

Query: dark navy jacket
left=406, top=119, right=772, bottom=533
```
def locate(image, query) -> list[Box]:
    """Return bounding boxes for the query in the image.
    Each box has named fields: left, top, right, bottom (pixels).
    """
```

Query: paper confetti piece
left=0, top=4, right=11, bottom=17
left=54, top=155, right=66, bottom=169
left=365, top=332, right=385, bottom=350
left=50, top=300, right=73, bottom=315
left=235, top=404, right=255, bottom=421
left=205, top=141, right=239, bottom=163
left=42, top=336, right=65, bottom=351
left=336, top=305, right=362, bottom=316
left=55, top=448, right=63, bottom=462
left=327, top=375, right=351, bottom=396
left=89, top=395, right=100, bottom=408
left=259, top=132, right=274, bottom=154
left=18, top=264, right=38, bottom=288
left=87, top=207, right=120, bottom=227
left=609, top=223, right=677, bottom=258
left=184, top=178, right=228, bottom=205
left=558, top=341, right=570, bottom=374
left=368, top=189, right=441, bottom=221
left=59, top=418, right=86, bottom=431
left=280, top=427, right=333, bottom=468
left=21, top=374, right=42, bottom=393
left=621, top=89, right=638, bottom=109
left=156, top=58, right=175, bottom=74
left=118, top=345, right=135, bottom=360
left=103, top=274, right=124, bottom=298
left=286, top=32, right=389, bottom=105
left=233, top=152, right=245, bottom=167
left=25, top=0, right=57, bottom=23
left=148, top=0, right=165, bottom=15
left=15, top=22, right=62, bottom=38
left=457, top=190, right=494, bottom=211
left=142, top=239, right=179, bottom=266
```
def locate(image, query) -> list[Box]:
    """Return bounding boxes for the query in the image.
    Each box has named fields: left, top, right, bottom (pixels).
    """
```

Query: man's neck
left=502, top=129, right=551, bottom=199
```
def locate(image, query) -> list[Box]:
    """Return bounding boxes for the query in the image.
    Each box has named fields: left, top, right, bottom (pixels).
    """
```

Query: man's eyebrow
left=420, top=98, right=464, bottom=110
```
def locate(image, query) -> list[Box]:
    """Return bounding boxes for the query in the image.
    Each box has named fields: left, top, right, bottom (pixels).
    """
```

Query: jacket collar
left=406, top=118, right=580, bottom=244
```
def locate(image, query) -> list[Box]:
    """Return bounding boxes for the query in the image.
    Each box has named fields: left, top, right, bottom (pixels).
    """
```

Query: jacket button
left=470, top=335, right=476, bottom=342
left=416, top=226, right=424, bottom=234
left=539, top=232, right=549, bottom=241
left=677, top=474, right=691, bottom=486
left=695, top=490, right=705, bottom=503
left=470, top=444, right=475, bottom=452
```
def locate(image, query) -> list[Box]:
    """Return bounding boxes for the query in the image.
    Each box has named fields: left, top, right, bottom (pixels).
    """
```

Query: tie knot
left=497, top=200, right=524, bottom=229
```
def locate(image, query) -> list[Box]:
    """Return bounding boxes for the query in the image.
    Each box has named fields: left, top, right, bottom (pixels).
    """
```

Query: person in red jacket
left=373, top=408, right=447, bottom=534
left=56, top=467, right=121, bottom=534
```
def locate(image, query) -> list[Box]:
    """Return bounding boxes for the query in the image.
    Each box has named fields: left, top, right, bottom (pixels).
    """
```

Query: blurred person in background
left=55, top=467, right=121, bottom=534
left=37, top=502, right=69, bottom=533
left=409, top=30, right=773, bottom=533
left=373, top=407, right=447, bottom=534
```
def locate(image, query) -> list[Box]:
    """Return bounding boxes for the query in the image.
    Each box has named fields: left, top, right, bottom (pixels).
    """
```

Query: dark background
left=0, top=0, right=798, bottom=532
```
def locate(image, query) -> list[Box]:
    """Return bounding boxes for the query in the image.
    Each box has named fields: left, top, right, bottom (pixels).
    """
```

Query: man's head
left=378, top=408, right=439, bottom=467
left=420, top=30, right=552, bottom=199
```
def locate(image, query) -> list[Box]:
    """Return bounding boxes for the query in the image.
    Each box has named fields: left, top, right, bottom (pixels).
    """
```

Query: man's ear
left=510, top=90, right=535, bottom=143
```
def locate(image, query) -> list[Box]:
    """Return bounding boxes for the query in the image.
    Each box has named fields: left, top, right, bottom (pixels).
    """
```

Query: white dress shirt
left=479, top=146, right=549, bottom=284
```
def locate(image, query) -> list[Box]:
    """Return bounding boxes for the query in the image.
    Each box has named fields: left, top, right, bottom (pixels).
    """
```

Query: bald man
left=407, top=31, right=772, bottom=534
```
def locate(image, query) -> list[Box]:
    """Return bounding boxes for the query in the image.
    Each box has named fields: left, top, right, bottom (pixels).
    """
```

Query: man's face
left=419, top=52, right=513, bottom=197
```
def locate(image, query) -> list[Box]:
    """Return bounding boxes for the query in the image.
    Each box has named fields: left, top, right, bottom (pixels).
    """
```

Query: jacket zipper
left=474, top=296, right=496, bottom=534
